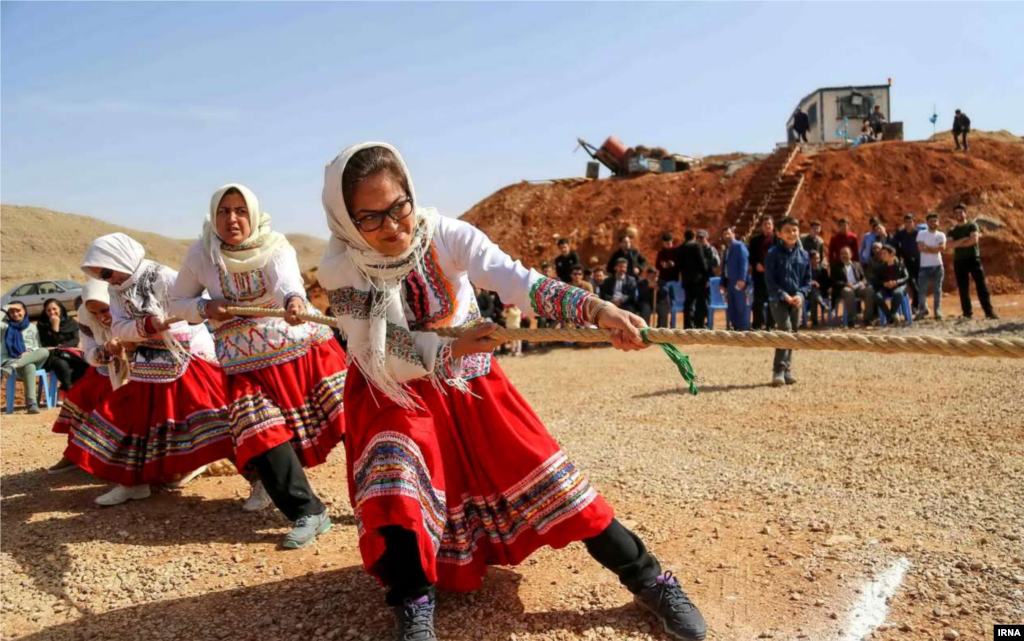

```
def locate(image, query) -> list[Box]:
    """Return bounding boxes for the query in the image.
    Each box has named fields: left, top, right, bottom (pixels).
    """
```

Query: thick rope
left=224, top=306, right=1024, bottom=359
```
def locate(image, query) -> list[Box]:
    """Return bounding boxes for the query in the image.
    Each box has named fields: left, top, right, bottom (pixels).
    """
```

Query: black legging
left=251, top=442, right=325, bottom=522
left=377, top=518, right=660, bottom=606
left=43, top=352, right=89, bottom=391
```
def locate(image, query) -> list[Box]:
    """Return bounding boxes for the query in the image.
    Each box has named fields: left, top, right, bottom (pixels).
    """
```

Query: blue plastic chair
left=666, top=281, right=686, bottom=329
left=4, top=368, right=57, bottom=414
left=878, top=295, right=914, bottom=327
left=708, top=277, right=727, bottom=329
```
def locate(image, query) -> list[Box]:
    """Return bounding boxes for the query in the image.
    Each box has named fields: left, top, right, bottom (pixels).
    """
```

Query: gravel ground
left=2, top=295, right=1022, bottom=641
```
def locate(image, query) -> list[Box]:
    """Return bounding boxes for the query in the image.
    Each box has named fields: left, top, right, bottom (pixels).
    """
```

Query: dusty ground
left=2, top=295, right=1023, bottom=641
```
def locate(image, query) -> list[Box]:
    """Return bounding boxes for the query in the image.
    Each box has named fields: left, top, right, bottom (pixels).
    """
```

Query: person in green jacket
left=1, top=301, right=51, bottom=414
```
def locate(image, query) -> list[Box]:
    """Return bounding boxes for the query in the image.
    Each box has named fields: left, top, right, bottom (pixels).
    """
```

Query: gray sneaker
left=771, top=372, right=785, bottom=387
left=784, top=372, right=797, bottom=385
left=27, top=404, right=41, bottom=415
left=394, top=594, right=437, bottom=641
left=282, top=511, right=332, bottom=549
left=634, top=571, right=707, bottom=641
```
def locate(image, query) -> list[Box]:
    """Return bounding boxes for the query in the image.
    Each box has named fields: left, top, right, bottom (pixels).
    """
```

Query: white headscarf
left=81, top=233, right=187, bottom=363
left=203, top=183, right=288, bottom=274
left=319, top=142, right=443, bottom=408
left=77, top=279, right=130, bottom=389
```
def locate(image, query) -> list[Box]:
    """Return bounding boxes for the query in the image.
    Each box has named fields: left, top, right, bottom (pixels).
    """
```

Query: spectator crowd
left=470, top=204, right=999, bottom=380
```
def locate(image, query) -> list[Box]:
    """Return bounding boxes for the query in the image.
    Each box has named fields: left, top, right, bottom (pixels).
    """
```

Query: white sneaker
left=242, top=480, right=272, bottom=512
left=95, top=484, right=151, bottom=506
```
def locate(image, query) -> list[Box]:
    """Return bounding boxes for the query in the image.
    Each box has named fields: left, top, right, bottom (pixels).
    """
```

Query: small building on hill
left=787, top=84, right=892, bottom=143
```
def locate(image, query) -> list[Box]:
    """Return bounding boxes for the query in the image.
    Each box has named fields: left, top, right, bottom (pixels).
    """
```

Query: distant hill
left=0, top=205, right=328, bottom=292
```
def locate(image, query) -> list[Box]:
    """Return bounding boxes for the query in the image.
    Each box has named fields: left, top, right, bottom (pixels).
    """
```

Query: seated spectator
left=806, top=250, right=831, bottom=327
left=871, top=245, right=911, bottom=324
left=591, top=267, right=607, bottom=292
left=857, top=120, right=876, bottom=144
left=655, top=232, right=679, bottom=283
left=570, top=266, right=594, bottom=293
left=606, top=235, right=648, bottom=277
left=830, top=246, right=874, bottom=328
left=599, top=258, right=639, bottom=313
left=553, top=238, right=581, bottom=283
left=540, top=262, right=557, bottom=280
left=37, top=299, right=89, bottom=394
left=638, top=267, right=671, bottom=328
left=1, top=302, right=49, bottom=414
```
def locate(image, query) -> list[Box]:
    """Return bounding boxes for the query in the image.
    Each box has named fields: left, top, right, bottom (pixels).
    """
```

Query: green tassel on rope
left=640, top=329, right=698, bottom=395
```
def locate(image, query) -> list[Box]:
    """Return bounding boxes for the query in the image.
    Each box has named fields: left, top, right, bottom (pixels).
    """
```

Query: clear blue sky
left=3, top=2, right=1022, bottom=239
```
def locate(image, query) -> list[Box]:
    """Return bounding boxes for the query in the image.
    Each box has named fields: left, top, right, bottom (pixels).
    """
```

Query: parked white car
left=1, top=280, right=85, bottom=317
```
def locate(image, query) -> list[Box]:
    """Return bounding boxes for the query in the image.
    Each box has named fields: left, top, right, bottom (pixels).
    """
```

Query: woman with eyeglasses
left=318, top=143, right=707, bottom=641
left=49, top=280, right=124, bottom=474
left=169, top=184, right=346, bottom=550
left=68, top=233, right=234, bottom=506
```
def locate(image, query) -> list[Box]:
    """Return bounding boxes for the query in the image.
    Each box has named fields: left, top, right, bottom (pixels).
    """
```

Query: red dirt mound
left=463, top=138, right=1024, bottom=292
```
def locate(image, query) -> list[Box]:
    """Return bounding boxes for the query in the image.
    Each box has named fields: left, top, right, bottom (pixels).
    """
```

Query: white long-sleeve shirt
left=169, top=241, right=331, bottom=375
left=110, top=263, right=216, bottom=382
left=326, top=216, right=595, bottom=383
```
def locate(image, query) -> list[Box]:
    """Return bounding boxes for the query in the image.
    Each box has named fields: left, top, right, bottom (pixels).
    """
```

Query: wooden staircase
left=730, top=144, right=810, bottom=239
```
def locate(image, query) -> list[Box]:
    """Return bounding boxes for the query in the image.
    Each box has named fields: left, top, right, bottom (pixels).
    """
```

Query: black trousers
left=378, top=518, right=661, bottom=606
left=683, top=280, right=708, bottom=329
left=796, top=130, right=808, bottom=143
left=953, top=257, right=994, bottom=317
left=751, top=273, right=774, bottom=330
left=904, top=257, right=920, bottom=310
left=252, top=442, right=325, bottom=522
left=954, top=130, right=969, bottom=149
left=43, top=352, right=89, bottom=391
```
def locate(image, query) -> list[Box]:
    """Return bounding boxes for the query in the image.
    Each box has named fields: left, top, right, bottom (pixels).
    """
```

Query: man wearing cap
left=893, top=213, right=922, bottom=312
left=948, top=203, right=997, bottom=319
left=828, top=218, right=859, bottom=267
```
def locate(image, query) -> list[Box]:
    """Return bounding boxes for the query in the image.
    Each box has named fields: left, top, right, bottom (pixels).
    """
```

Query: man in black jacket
left=606, top=235, right=648, bottom=277
left=553, top=238, right=581, bottom=283
left=748, top=216, right=776, bottom=330
left=677, top=230, right=710, bottom=328
left=792, top=108, right=810, bottom=143
left=870, top=245, right=911, bottom=324
left=599, top=258, right=639, bottom=313
left=953, top=109, right=971, bottom=152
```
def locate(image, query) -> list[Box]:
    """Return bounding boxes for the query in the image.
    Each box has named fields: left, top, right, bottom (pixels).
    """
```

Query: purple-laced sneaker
left=393, top=594, right=437, bottom=641
left=634, top=571, right=707, bottom=641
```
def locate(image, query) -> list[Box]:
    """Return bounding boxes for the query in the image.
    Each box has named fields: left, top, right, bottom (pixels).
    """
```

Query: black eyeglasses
left=351, top=197, right=414, bottom=232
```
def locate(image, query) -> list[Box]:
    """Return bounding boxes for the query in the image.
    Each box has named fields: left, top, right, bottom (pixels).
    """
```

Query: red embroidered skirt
left=52, top=367, right=112, bottom=435
left=228, top=339, right=347, bottom=471
left=345, top=359, right=614, bottom=593
left=64, top=358, right=234, bottom=486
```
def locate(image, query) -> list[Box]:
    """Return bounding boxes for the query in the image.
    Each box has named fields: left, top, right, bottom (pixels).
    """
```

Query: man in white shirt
left=915, top=212, right=947, bottom=320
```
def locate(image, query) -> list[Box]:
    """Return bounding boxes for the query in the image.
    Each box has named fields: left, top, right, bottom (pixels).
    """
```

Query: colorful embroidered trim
left=213, top=317, right=331, bottom=375
left=353, top=431, right=449, bottom=553
left=327, top=287, right=371, bottom=321
left=129, top=343, right=192, bottom=382
left=230, top=370, right=346, bottom=454
left=529, top=277, right=593, bottom=326
left=386, top=322, right=426, bottom=368
left=217, top=264, right=268, bottom=303
left=71, top=406, right=232, bottom=471
left=412, top=243, right=458, bottom=329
